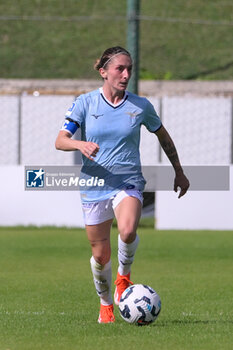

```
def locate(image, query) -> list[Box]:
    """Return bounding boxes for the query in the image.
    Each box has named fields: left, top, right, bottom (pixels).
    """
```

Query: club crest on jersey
left=126, top=111, right=140, bottom=118
left=91, top=114, right=103, bottom=119
left=126, top=110, right=141, bottom=127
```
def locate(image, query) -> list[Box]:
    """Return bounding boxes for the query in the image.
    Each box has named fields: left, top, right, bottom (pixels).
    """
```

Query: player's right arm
left=55, top=130, right=99, bottom=161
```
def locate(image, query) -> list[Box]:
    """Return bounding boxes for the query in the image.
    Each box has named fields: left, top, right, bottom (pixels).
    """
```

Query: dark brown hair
left=94, top=46, right=131, bottom=70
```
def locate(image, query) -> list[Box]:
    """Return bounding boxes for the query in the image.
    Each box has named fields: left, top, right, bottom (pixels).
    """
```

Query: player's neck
left=102, top=85, right=125, bottom=105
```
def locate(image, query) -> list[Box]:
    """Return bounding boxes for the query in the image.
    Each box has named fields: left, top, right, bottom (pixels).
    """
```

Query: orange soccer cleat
left=114, top=272, right=133, bottom=306
left=98, top=304, right=115, bottom=324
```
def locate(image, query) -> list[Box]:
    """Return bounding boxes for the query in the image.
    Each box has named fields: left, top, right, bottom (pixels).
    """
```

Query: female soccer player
left=55, top=46, right=189, bottom=323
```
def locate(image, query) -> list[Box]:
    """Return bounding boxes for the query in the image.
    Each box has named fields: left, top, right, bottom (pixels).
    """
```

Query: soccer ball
left=119, top=284, right=161, bottom=325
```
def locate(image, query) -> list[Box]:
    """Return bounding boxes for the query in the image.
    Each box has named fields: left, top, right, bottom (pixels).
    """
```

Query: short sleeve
left=65, top=95, right=85, bottom=126
left=142, top=99, right=162, bottom=132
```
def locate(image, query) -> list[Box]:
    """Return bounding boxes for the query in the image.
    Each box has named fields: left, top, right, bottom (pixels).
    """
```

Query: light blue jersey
left=62, top=88, right=162, bottom=202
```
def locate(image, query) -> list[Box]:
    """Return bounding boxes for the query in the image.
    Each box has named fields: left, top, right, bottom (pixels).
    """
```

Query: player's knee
left=93, top=255, right=110, bottom=266
left=119, top=226, right=136, bottom=243
left=92, top=249, right=111, bottom=266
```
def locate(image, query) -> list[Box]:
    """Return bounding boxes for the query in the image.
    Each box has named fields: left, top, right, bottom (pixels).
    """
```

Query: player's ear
left=99, top=68, right=107, bottom=80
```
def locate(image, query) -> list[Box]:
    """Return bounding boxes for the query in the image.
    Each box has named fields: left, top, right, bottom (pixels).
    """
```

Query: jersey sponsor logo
left=91, top=114, right=104, bottom=119
left=126, top=184, right=135, bottom=189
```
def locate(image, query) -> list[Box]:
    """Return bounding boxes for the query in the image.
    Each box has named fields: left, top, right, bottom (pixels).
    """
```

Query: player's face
left=101, top=55, right=133, bottom=92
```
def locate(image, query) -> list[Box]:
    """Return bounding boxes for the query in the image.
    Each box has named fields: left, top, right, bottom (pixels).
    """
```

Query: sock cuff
left=118, top=234, right=139, bottom=252
left=90, top=256, right=111, bottom=272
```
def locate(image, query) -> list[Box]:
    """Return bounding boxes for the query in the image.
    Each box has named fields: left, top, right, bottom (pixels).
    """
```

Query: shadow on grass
left=186, top=60, right=233, bottom=79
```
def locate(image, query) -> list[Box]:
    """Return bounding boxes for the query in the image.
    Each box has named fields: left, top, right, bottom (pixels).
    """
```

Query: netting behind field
left=140, top=96, right=232, bottom=165
left=0, top=93, right=232, bottom=166
left=160, top=97, right=232, bottom=165
left=1, top=96, right=19, bottom=164
left=0, top=95, right=75, bottom=165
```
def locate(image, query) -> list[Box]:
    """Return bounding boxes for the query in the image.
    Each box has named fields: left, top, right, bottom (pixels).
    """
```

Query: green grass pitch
left=0, top=223, right=232, bottom=350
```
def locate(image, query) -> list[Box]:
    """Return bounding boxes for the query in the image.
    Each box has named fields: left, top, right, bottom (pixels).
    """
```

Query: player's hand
left=174, top=171, right=190, bottom=198
left=78, top=141, right=100, bottom=161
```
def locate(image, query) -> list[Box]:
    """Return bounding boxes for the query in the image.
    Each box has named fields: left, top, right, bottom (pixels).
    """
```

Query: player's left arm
left=155, top=125, right=190, bottom=198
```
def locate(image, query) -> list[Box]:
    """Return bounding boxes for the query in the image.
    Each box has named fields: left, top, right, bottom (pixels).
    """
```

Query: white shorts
left=81, top=189, right=143, bottom=225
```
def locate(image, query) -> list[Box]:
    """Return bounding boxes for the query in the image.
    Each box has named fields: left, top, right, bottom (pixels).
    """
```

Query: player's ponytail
left=94, top=58, right=102, bottom=71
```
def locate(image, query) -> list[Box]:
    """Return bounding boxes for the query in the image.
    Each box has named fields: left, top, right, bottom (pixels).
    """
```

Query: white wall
left=0, top=166, right=85, bottom=227
left=156, top=166, right=233, bottom=230
left=141, top=96, right=233, bottom=230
